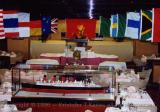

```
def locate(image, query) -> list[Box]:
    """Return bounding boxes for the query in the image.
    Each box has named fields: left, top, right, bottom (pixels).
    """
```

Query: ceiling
left=0, top=0, right=160, bottom=19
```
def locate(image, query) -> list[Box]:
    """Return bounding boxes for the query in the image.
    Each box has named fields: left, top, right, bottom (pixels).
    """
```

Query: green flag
left=117, top=14, right=126, bottom=37
left=99, top=16, right=110, bottom=37
left=140, top=10, right=153, bottom=41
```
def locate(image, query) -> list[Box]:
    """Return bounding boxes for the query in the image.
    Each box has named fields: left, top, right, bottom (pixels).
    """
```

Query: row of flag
left=0, top=9, right=58, bottom=39
left=99, top=8, right=160, bottom=42
left=1, top=8, right=160, bottom=43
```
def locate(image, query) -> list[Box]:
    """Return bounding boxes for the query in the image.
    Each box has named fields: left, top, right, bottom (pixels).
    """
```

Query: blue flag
left=41, top=16, right=51, bottom=35
left=125, top=12, right=141, bottom=39
left=110, top=14, right=118, bottom=37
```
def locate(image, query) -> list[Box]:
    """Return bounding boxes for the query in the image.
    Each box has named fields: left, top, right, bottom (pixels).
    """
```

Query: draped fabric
left=117, top=14, right=126, bottom=37
left=152, top=8, right=160, bottom=42
left=3, top=10, right=19, bottom=38
left=125, top=12, right=141, bottom=39
left=66, top=19, right=96, bottom=40
left=99, top=16, right=110, bottom=37
left=140, top=10, right=153, bottom=41
left=18, top=12, right=30, bottom=37
left=30, top=20, right=42, bottom=36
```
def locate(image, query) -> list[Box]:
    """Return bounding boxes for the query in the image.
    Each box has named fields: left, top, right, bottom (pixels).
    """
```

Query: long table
left=40, top=53, right=118, bottom=65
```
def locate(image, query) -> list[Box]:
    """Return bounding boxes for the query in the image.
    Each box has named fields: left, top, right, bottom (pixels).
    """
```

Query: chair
left=0, top=56, right=10, bottom=68
left=137, top=69, right=152, bottom=90
left=18, top=108, right=32, bottom=112
left=84, top=109, right=93, bottom=112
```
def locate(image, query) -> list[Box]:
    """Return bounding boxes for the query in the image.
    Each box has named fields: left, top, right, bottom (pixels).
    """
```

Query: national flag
left=117, top=14, right=126, bottom=37
left=41, top=16, right=51, bottom=35
left=3, top=10, right=19, bottom=38
left=0, top=9, right=5, bottom=39
left=99, top=16, right=110, bottom=37
left=18, top=12, right=30, bottom=37
left=110, top=14, right=118, bottom=37
left=153, top=8, right=160, bottom=42
left=66, top=19, right=96, bottom=40
left=51, top=18, right=58, bottom=33
left=140, top=10, right=153, bottom=41
left=125, top=12, right=141, bottom=39
left=30, top=20, right=42, bottom=36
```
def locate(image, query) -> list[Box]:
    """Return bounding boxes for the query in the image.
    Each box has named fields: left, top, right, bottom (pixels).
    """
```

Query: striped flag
left=3, top=10, right=19, bottom=38
left=125, top=12, right=141, bottom=39
left=30, top=20, right=42, bottom=36
left=18, top=12, right=30, bottom=37
left=0, top=9, right=5, bottom=39
left=51, top=18, right=58, bottom=33
left=140, top=10, right=153, bottom=41
left=110, top=14, right=118, bottom=37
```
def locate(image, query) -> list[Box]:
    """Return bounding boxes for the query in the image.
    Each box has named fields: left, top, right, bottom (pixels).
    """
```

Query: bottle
left=117, top=83, right=120, bottom=94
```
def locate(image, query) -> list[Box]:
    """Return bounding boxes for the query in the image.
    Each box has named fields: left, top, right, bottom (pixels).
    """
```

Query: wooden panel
left=153, top=65, right=160, bottom=83
left=7, top=38, right=29, bottom=59
left=135, top=40, right=158, bottom=57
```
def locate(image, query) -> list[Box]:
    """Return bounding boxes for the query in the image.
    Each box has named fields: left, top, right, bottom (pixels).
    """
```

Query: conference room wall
left=7, top=38, right=158, bottom=62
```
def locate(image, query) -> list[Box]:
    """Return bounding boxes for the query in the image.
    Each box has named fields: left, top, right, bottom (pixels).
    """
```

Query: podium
left=65, top=39, right=88, bottom=47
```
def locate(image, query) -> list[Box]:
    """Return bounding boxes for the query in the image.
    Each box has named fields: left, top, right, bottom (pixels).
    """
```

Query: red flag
left=66, top=19, right=96, bottom=40
left=0, top=9, right=5, bottom=39
left=29, top=20, right=42, bottom=36
left=153, top=8, right=160, bottom=42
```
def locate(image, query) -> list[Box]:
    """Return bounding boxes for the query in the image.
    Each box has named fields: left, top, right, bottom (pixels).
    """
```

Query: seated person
left=42, top=75, right=48, bottom=82
left=51, top=75, right=56, bottom=83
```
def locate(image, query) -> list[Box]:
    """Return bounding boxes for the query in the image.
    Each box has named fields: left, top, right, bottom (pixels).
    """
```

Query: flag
left=41, top=16, right=51, bottom=35
left=3, top=10, right=19, bottom=38
left=66, top=19, right=96, bottom=40
left=0, top=9, right=5, bottom=39
left=125, top=12, right=141, bottom=39
left=140, top=10, right=153, bottom=41
left=51, top=18, right=58, bottom=33
left=153, top=8, right=160, bottom=42
left=110, top=14, right=118, bottom=37
left=30, top=20, right=42, bottom=36
left=117, top=14, right=126, bottom=37
left=99, top=16, right=110, bottom=37
left=18, top=12, right=30, bottom=37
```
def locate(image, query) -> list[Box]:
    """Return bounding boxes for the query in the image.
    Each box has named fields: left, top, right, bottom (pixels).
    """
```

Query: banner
left=3, top=10, right=19, bottom=38
left=0, top=9, right=5, bottom=39
left=125, top=12, right=140, bottom=39
left=140, top=10, right=153, bottom=41
left=18, top=12, right=30, bottom=37
left=152, top=8, right=160, bottom=42
left=110, top=14, right=118, bottom=37
left=66, top=19, right=96, bottom=39
left=30, top=20, right=42, bottom=36
left=117, top=14, right=126, bottom=37
left=99, top=16, right=110, bottom=37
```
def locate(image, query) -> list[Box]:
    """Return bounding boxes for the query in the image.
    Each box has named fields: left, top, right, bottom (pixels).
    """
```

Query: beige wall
left=30, top=39, right=133, bottom=61
left=7, top=38, right=158, bottom=61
